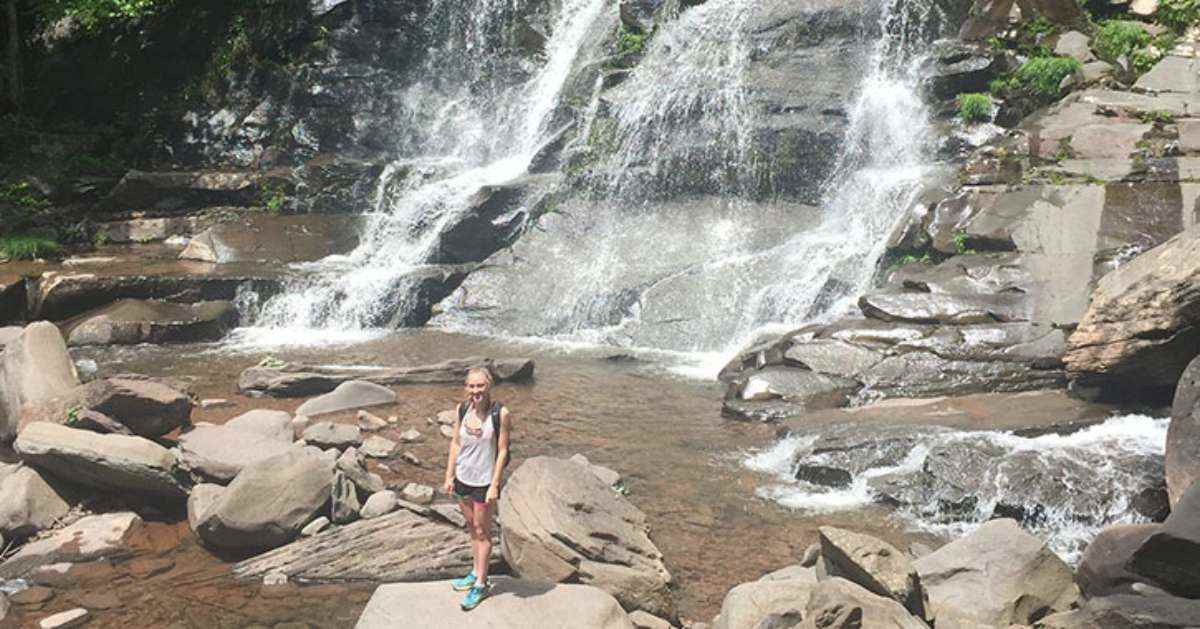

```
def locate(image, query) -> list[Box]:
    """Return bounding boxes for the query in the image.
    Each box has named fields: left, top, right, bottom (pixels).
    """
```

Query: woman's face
left=465, top=373, right=490, bottom=406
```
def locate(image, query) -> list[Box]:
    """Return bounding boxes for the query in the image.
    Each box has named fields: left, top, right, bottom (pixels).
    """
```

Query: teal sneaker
left=450, top=570, right=476, bottom=591
left=460, top=583, right=489, bottom=611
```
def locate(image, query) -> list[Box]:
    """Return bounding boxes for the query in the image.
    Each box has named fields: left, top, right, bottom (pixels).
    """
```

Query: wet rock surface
left=1167, top=354, right=1200, bottom=506
left=64, top=299, right=237, bottom=346
left=179, top=213, right=362, bottom=264
left=0, top=512, right=143, bottom=578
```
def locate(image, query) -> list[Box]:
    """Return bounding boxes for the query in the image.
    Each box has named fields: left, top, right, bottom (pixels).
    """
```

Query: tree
left=5, top=0, right=20, bottom=110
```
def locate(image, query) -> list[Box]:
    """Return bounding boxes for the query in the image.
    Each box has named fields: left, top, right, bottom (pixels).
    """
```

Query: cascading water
left=434, top=0, right=942, bottom=364
left=236, top=0, right=607, bottom=344
left=744, top=414, right=1169, bottom=563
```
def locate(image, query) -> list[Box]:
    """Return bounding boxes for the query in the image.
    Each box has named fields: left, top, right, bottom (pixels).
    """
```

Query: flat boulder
left=0, top=321, right=79, bottom=440
left=64, top=299, right=237, bottom=346
left=224, top=409, right=293, bottom=444
left=14, top=422, right=186, bottom=499
left=0, top=464, right=70, bottom=538
left=52, top=377, right=193, bottom=438
left=177, top=424, right=296, bottom=483
left=0, top=512, right=142, bottom=578
left=194, top=449, right=333, bottom=551
left=1167, top=354, right=1200, bottom=506
left=818, top=526, right=927, bottom=619
left=1065, top=224, right=1200, bottom=398
left=295, top=381, right=396, bottom=417
left=355, top=578, right=633, bottom=629
left=499, top=456, right=672, bottom=616
left=914, top=518, right=1074, bottom=625
left=234, top=508, right=491, bottom=582
left=302, top=420, right=363, bottom=449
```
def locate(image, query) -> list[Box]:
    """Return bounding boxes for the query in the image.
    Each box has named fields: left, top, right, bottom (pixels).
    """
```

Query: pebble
left=357, top=411, right=388, bottom=431
left=38, top=607, right=89, bottom=629
left=301, top=516, right=330, bottom=537
left=200, top=398, right=234, bottom=409
left=361, top=436, right=397, bottom=458
left=401, top=483, right=435, bottom=505
left=263, top=572, right=289, bottom=586
left=398, top=428, right=422, bottom=443
left=439, top=425, right=454, bottom=440
left=401, top=452, right=421, bottom=466
left=435, top=410, right=457, bottom=426
left=386, top=415, right=399, bottom=424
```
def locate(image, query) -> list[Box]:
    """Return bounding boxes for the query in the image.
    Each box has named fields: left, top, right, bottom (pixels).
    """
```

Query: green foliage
left=956, top=93, right=992, bottom=122
left=1010, top=56, right=1081, bottom=97
left=1094, top=21, right=1151, bottom=62
left=0, top=181, right=52, bottom=235
left=37, top=0, right=168, bottom=29
left=261, top=182, right=287, bottom=213
left=1140, top=109, right=1175, bottom=124
left=1023, top=16, right=1057, bottom=36
left=1158, top=0, right=1200, bottom=32
left=951, top=231, right=976, bottom=255
left=0, top=234, right=60, bottom=260
left=616, top=23, right=646, bottom=57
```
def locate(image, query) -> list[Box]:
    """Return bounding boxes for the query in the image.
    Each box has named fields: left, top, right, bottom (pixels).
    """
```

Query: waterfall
left=435, top=0, right=943, bottom=364
left=236, top=0, right=608, bottom=344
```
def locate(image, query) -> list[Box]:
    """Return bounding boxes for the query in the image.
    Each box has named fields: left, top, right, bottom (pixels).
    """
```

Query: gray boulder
left=1129, top=480, right=1200, bottom=598
left=805, top=577, right=929, bottom=629
left=360, top=490, right=399, bottom=519
left=64, top=299, right=236, bottom=346
left=177, top=424, right=295, bottom=483
left=0, top=464, right=70, bottom=538
left=0, top=512, right=142, bottom=578
left=914, top=519, right=1075, bottom=625
left=1038, top=593, right=1200, bottom=628
left=1065, top=224, right=1200, bottom=397
left=1167, top=354, right=1200, bottom=506
left=71, top=377, right=192, bottom=438
left=0, top=321, right=79, bottom=440
left=187, top=483, right=225, bottom=533
left=296, top=380, right=396, bottom=417
left=336, top=447, right=385, bottom=496
left=195, top=449, right=334, bottom=551
left=14, top=422, right=187, bottom=499
left=712, top=576, right=815, bottom=629
left=499, top=456, right=672, bottom=616
left=1076, top=523, right=1159, bottom=598
left=303, top=421, right=362, bottom=450
left=224, top=409, right=294, bottom=444
left=355, top=578, right=634, bottom=629
left=818, top=526, right=927, bottom=619
left=361, top=435, right=397, bottom=458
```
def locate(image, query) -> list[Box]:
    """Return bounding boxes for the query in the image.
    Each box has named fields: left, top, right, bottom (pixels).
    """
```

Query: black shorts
left=454, top=478, right=492, bottom=504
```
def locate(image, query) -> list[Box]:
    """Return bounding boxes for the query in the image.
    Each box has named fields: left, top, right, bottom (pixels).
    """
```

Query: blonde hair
left=465, top=367, right=494, bottom=386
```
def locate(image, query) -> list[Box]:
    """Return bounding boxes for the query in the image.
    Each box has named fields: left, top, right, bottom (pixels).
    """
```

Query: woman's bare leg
left=471, top=499, right=492, bottom=586
left=458, top=498, right=478, bottom=574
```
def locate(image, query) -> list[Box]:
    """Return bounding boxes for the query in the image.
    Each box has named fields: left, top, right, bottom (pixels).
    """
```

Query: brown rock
left=10, top=585, right=55, bottom=605
left=1167, top=354, right=1200, bottom=506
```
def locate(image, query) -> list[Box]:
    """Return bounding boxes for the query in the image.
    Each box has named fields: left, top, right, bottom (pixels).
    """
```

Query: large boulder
left=914, top=519, right=1075, bottom=625
left=177, top=424, right=296, bottom=483
left=0, top=512, right=142, bottom=578
left=805, top=578, right=929, bottom=629
left=1039, top=593, right=1200, bottom=628
left=354, top=578, right=634, bottom=629
left=14, top=422, right=187, bottom=499
left=712, top=574, right=816, bottom=629
left=64, top=299, right=237, bottom=346
left=234, top=508, right=492, bottom=582
left=1167, top=354, right=1200, bottom=506
left=818, top=526, right=927, bottom=619
left=1129, top=480, right=1200, bottom=598
left=294, top=381, right=397, bottom=417
left=499, top=456, right=672, bottom=616
left=0, top=464, right=70, bottom=538
left=0, top=321, right=79, bottom=440
left=67, top=377, right=192, bottom=438
left=1065, top=224, right=1200, bottom=399
left=1076, top=523, right=1159, bottom=598
left=194, top=449, right=334, bottom=551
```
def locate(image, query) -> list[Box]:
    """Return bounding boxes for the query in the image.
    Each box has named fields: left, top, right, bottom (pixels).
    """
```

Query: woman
left=442, top=367, right=511, bottom=611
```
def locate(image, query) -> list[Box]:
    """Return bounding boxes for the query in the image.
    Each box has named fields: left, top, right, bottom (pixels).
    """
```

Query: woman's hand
left=485, top=486, right=499, bottom=504
left=443, top=477, right=454, bottom=495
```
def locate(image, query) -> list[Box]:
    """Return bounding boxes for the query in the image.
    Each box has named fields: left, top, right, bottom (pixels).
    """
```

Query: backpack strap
left=457, top=402, right=467, bottom=422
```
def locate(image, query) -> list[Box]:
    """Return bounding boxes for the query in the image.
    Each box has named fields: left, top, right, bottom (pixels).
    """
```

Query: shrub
left=0, top=234, right=59, bottom=260
left=957, top=93, right=992, bottom=122
left=1011, top=56, right=1081, bottom=96
left=1158, top=0, right=1200, bottom=32
left=1093, top=21, right=1151, bottom=61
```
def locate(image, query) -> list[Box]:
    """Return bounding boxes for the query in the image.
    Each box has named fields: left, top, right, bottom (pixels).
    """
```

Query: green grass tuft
left=1094, top=21, right=1151, bottom=62
left=1158, top=0, right=1200, bottom=32
left=1011, top=56, right=1081, bottom=97
left=957, top=93, right=993, bottom=122
left=0, top=234, right=60, bottom=260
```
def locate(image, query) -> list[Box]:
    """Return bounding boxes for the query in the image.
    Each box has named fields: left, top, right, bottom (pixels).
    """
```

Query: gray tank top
left=455, top=406, right=496, bottom=487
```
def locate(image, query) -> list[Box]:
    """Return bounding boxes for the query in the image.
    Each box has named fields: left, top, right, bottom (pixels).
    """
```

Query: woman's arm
left=486, top=408, right=511, bottom=502
left=443, top=408, right=462, bottom=494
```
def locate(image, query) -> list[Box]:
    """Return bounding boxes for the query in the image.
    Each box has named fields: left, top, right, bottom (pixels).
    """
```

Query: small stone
left=397, top=428, right=422, bottom=443
left=401, top=483, right=434, bottom=505
left=439, top=425, right=454, bottom=440
left=38, top=608, right=89, bottom=629
left=386, top=416, right=399, bottom=424
left=361, top=436, right=397, bottom=458
left=11, top=586, right=55, bottom=606
left=200, top=399, right=234, bottom=409
left=436, top=410, right=457, bottom=426
left=629, top=610, right=673, bottom=629
left=301, top=421, right=362, bottom=450
left=400, top=452, right=421, bottom=466
left=301, top=516, right=330, bottom=537
left=357, top=411, right=388, bottom=432
left=263, top=571, right=288, bottom=586
left=360, top=490, right=399, bottom=519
